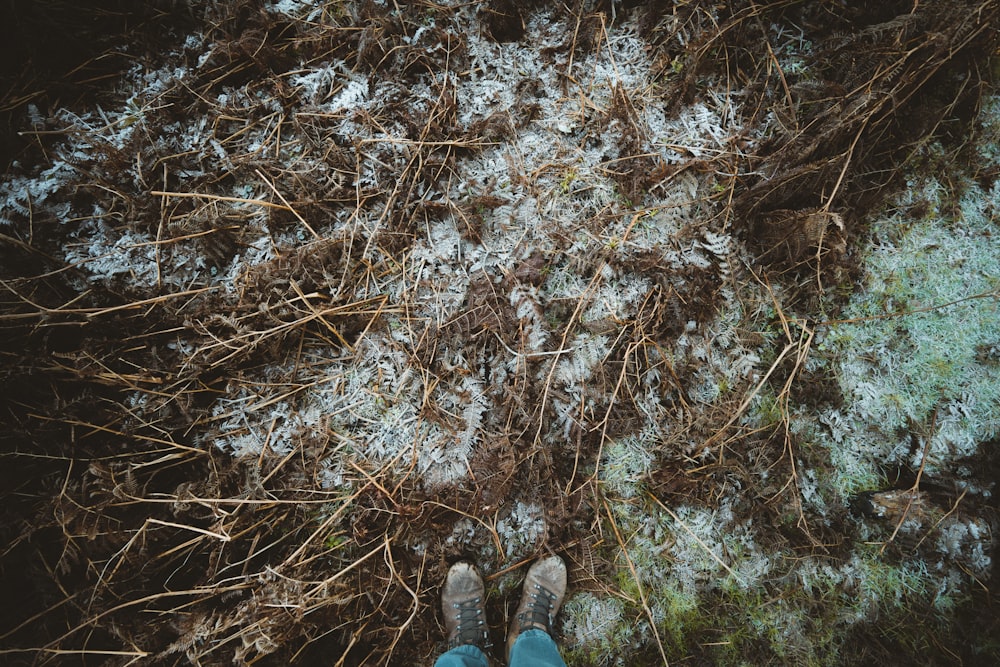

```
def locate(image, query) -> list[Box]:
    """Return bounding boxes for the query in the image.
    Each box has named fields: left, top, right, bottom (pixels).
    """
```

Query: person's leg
left=507, top=628, right=566, bottom=667
left=437, top=562, right=491, bottom=666
left=506, top=556, right=568, bottom=666
left=433, top=643, right=490, bottom=667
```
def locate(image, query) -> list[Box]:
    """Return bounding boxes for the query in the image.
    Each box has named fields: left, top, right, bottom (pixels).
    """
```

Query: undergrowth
left=1, top=1, right=998, bottom=666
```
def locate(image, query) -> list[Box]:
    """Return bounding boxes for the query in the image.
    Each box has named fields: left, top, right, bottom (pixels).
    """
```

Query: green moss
left=749, top=390, right=784, bottom=428
left=323, top=533, right=347, bottom=550
left=565, top=104, right=1000, bottom=666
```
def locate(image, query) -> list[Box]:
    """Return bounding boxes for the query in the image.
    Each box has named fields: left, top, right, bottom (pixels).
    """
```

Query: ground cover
left=1, top=1, right=998, bottom=665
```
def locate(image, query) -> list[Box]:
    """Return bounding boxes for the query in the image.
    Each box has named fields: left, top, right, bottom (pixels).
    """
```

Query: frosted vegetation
left=1, top=1, right=997, bottom=664
left=815, top=173, right=1000, bottom=497
left=564, top=160, right=1000, bottom=663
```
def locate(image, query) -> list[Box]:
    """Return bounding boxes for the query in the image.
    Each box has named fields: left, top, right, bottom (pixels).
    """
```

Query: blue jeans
left=433, top=629, right=566, bottom=667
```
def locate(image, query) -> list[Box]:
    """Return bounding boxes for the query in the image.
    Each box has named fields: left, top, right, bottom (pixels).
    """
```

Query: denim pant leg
left=508, top=629, right=567, bottom=667
left=433, top=644, right=490, bottom=667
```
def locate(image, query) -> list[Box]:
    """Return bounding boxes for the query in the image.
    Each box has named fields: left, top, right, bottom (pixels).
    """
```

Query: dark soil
left=2, top=1, right=998, bottom=665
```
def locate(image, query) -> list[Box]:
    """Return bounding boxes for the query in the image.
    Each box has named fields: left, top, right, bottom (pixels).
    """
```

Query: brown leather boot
left=506, top=555, right=567, bottom=659
left=441, top=561, right=490, bottom=650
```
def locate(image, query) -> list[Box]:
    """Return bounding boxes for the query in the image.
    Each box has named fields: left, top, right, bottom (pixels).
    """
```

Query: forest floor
left=1, top=1, right=999, bottom=665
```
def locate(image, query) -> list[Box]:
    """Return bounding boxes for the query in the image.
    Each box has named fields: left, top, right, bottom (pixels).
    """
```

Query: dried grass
left=1, top=1, right=998, bottom=665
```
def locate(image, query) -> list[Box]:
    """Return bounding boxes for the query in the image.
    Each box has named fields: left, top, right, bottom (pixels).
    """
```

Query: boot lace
left=449, top=596, right=489, bottom=649
left=516, top=583, right=557, bottom=634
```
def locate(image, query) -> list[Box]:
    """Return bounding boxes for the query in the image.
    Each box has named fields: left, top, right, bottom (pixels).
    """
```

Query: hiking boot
left=441, top=561, right=490, bottom=650
left=506, top=555, right=567, bottom=659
